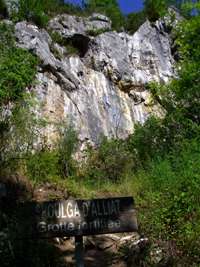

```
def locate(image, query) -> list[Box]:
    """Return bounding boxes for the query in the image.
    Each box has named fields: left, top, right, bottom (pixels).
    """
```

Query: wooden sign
left=10, top=197, right=137, bottom=239
left=0, top=183, right=6, bottom=199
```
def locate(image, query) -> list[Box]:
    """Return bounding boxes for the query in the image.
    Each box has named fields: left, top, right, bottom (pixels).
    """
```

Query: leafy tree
left=180, top=0, right=200, bottom=18
left=0, top=23, right=38, bottom=105
left=0, top=0, right=8, bottom=18
left=143, top=0, right=168, bottom=21
left=0, top=22, right=39, bottom=173
left=143, top=0, right=184, bottom=21
left=125, top=11, right=146, bottom=34
left=11, top=0, right=85, bottom=26
left=84, top=0, right=125, bottom=30
left=56, top=123, right=78, bottom=178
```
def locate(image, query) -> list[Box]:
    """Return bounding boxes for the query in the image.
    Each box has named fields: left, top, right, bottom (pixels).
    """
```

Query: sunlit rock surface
left=15, top=13, right=177, bottom=145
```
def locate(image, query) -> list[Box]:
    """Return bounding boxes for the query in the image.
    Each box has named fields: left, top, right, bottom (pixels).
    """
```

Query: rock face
left=48, top=13, right=112, bottom=38
left=15, top=12, right=176, bottom=146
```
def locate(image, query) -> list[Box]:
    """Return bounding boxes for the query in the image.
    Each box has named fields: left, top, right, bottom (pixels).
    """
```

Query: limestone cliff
left=14, top=11, right=178, bottom=147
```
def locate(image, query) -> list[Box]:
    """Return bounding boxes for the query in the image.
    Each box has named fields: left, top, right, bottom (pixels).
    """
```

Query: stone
left=13, top=11, right=180, bottom=146
left=48, top=13, right=111, bottom=39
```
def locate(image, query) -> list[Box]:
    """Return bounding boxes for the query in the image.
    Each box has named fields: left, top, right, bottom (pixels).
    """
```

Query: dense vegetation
left=0, top=0, right=200, bottom=266
left=0, top=0, right=190, bottom=32
left=0, top=22, right=39, bottom=177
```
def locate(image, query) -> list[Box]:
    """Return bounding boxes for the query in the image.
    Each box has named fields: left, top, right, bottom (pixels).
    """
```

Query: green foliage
left=125, top=11, right=146, bottom=34
left=0, top=97, right=46, bottom=175
left=137, top=139, right=200, bottom=264
left=0, top=0, right=7, bottom=18
left=56, top=124, right=78, bottom=178
left=0, top=48, right=38, bottom=104
left=82, top=137, right=134, bottom=182
left=0, top=22, right=39, bottom=175
left=127, top=12, right=200, bottom=264
left=50, top=31, right=64, bottom=44
left=12, top=0, right=50, bottom=27
left=150, top=14, right=200, bottom=126
left=0, top=23, right=38, bottom=105
left=1, top=2, right=200, bottom=265
left=26, top=150, right=60, bottom=184
left=86, top=27, right=110, bottom=36
left=143, top=0, right=180, bottom=21
left=25, top=124, right=78, bottom=183
left=64, top=11, right=200, bottom=265
left=181, top=1, right=200, bottom=18
left=175, top=15, right=200, bottom=62
left=127, top=117, right=167, bottom=164
left=50, top=31, right=79, bottom=55
left=143, top=0, right=167, bottom=21
left=11, top=0, right=85, bottom=27
left=84, top=0, right=125, bottom=30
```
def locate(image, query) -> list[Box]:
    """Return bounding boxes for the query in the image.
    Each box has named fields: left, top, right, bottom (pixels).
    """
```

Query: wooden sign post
left=0, top=183, right=7, bottom=199
left=75, top=236, right=84, bottom=267
left=6, top=197, right=137, bottom=266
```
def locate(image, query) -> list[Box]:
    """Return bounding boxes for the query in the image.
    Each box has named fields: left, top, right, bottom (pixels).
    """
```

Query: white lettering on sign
left=37, top=219, right=121, bottom=233
left=38, top=199, right=122, bottom=219
left=67, top=202, right=73, bottom=218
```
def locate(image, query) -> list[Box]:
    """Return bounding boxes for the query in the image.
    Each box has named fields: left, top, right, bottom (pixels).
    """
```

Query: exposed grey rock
left=15, top=21, right=80, bottom=91
left=84, top=20, right=175, bottom=87
left=4, top=0, right=18, bottom=15
left=89, top=13, right=111, bottom=23
left=48, top=13, right=111, bottom=39
left=85, top=233, right=149, bottom=266
left=14, top=13, right=178, bottom=146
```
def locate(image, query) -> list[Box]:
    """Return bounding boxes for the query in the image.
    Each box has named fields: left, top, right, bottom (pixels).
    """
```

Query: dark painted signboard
left=0, top=183, right=6, bottom=198
left=11, top=197, right=137, bottom=238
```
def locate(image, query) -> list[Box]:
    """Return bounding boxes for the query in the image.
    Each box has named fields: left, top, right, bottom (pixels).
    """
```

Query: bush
left=11, top=0, right=85, bottom=27
left=26, top=150, right=60, bottom=184
left=127, top=117, right=168, bottom=166
left=49, top=31, right=79, bottom=55
left=56, top=124, right=78, bottom=178
left=0, top=96, right=46, bottom=175
left=12, top=0, right=50, bottom=27
left=86, top=28, right=110, bottom=36
left=0, top=0, right=8, bottom=18
left=0, top=23, right=39, bottom=174
left=82, top=137, right=134, bottom=182
left=0, top=23, right=38, bottom=105
left=137, top=139, right=200, bottom=264
left=125, top=11, right=146, bottom=34
left=84, top=0, right=125, bottom=31
left=25, top=124, right=78, bottom=183
left=143, top=0, right=167, bottom=21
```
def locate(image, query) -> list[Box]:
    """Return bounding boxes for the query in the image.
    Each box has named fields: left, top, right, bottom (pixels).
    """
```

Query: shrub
left=0, top=96, right=46, bottom=175
left=0, top=23, right=38, bottom=105
left=26, top=150, right=60, bottom=184
left=127, top=116, right=168, bottom=166
left=49, top=31, right=79, bottom=55
left=86, top=28, right=110, bottom=36
left=56, top=124, right=78, bottom=178
left=11, top=0, right=85, bottom=27
left=0, top=22, right=39, bottom=175
left=0, top=0, right=7, bottom=18
left=12, top=0, right=50, bottom=27
left=25, top=124, right=78, bottom=183
left=84, top=0, right=125, bottom=31
left=125, top=11, right=146, bottom=34
left=83, top=137, right=134, bottom=182
left=137, top=139, right=200, bottom=264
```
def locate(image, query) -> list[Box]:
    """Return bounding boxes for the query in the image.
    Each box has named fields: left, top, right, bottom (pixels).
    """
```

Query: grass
left=86, top=28, right=110, bottom=37
left=49, top=31, right=79, bottom=55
